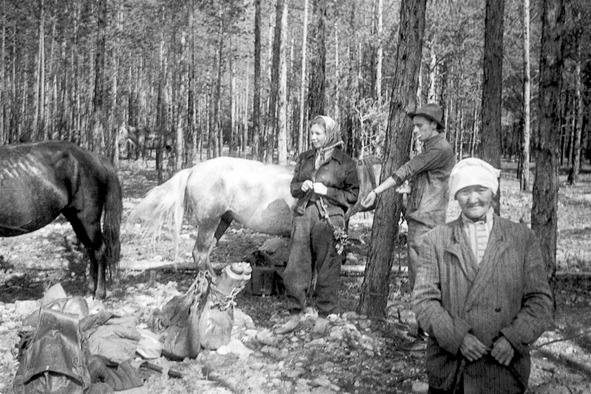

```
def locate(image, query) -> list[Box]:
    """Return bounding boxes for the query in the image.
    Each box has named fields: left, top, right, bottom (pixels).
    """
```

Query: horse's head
left=347, top=156, right=382, bottom=218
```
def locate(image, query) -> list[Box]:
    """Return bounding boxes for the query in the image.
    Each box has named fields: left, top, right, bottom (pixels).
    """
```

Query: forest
left=1, top=0, right=589, bottom=166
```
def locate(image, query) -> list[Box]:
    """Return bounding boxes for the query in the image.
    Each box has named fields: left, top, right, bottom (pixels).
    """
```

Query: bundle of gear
left=12, top=262, right=252, bottom=393
left=149, top=262, right=252, bottom=360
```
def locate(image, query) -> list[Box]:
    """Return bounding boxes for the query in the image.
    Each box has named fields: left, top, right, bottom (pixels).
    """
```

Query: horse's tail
left=127, top=168, right=192, bottom=253
left=102, top=162, right=123, bottom=276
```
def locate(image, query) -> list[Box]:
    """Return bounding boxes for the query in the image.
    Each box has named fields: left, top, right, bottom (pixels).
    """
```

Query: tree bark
left=358, top=0, right=427, bottom=319
left=92, top=0, right=107, bottom=154
left=520, top=0, right=531, bottom=190
left=277, top=0, right=290, bottom=165
left=253, top=0, right=262, bottom=159
left=308, top=0, right=327, bottom=118
left=375, top=0, right=383, bottom=104
left=266, top=0, right=286, bottom=163
left=298, top=0, right=309, bottom=155
left=568, top=35, right=583, bottom=185
left=480, top=0, right=505, bottom=212
left=532, top=0, right=565, bottom=278
left=34, top=0, right=46, bottom=141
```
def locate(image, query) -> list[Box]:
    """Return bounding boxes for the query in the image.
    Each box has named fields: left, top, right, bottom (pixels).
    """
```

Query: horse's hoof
left=94, top=289, right=107, bottom=300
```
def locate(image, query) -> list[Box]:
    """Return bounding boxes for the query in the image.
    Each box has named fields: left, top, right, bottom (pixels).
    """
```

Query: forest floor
left=1, top=159, right=591, bottom=393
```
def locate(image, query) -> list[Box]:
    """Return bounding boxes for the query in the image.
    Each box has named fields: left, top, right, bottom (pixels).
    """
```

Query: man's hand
left=301, top=180, right=313, bottom=192
left=313, top=182, right=328, bottom=195
left=491, top=336, right=514, bottom=366
left=460, top=334, right=489, bottom=362
left=361, top=191, right=376, bottom=208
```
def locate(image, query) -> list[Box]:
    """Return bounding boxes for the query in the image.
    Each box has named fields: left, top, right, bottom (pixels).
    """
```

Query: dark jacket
left=413, top=215, right=553, bottom=393
left=393, top=133, right=455, bottom=227
left=291, top=148, right=359, bottom=217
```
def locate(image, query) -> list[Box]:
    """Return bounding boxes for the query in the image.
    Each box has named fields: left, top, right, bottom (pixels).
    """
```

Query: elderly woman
left=277, top=115, right=359, bottom=334
left=413, top=158, right=553, bottom=394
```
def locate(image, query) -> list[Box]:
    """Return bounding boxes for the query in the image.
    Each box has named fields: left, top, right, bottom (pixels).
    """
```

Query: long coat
left=413, top=215, right=553, bottom=393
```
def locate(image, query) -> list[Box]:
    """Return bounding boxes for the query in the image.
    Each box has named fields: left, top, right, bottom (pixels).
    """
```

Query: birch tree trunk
left=532, top=0, right=565, bottom=277
left=253, top=0, right=262, bottom=159
left=358, top=0, right=427, bottom=318
left=277, top=0, right=290, bottom=165
left=520, top=0, right=531, bottom=190
left=375, top=0, right=383, bottom=104
left=568, top=31, right=583, bottom=185
left=298, top=0, right=309, bottom=155
left=35, top=0, right=46, bottom=141
left=215, top=18, right=224, bottom=158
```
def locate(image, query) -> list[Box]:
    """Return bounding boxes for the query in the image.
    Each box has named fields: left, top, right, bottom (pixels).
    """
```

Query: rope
left=317, top=197, right=348, bottom=255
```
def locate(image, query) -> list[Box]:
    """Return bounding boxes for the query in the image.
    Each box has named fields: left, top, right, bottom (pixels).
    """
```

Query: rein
left=0, top=223, right=28, bottom=234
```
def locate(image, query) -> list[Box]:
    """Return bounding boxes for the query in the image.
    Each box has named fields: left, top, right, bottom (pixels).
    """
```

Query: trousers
left=407, top=218, right=435, bottom=291
left=282, top=203, right=344, bottom=315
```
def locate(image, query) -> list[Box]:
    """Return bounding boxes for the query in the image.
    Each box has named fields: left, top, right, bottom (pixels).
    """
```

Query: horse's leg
left=192, top=217, right=223, bottom=274
left=214, top=212, right=234, bottom=243
left=62, top=208, right=107, bottom=299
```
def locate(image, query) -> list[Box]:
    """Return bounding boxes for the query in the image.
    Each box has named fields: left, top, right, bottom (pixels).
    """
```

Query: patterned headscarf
left=312, top=115, right=344, bottom=169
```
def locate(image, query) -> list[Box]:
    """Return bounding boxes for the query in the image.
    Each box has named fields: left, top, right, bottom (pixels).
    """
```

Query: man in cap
left=361, top=103, right=456, bottom=293
left=413, top=158, right=553, bottom=393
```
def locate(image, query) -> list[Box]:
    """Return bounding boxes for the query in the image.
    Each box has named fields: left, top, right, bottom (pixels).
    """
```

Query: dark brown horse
left=0, top=141, right=123, bottom=298
left=128, top=156, right=380, bottom=273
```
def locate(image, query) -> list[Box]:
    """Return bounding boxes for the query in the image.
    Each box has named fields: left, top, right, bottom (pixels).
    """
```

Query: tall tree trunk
left=520, top=0, right=531, bottom=190
left=215, top=18, right=224, bottom=158
left=333, top=14, right=340, bottom=120
left=375, top=0, right=383, bottom=104
left=308, top=0, right=327, bottom=118
left=187, top=0, right=196, bottom=166
left=298, top=0, right=309, bottom=155
left=266, top=0, right=286, bottom=163
left=111, top=2, right=122, bottom=165
left=0, top=0, right=5, bottom=143
left=568, top=35, right=583, bottom=184
left=243, top=76, right=249, bottom=156
left=277, top=0, right=290, bottom=165
left=253, top=0, right=262, bottom=159
left=532, top=0, right=565, bottom=278
left=35, top=0, right=46, bottom=141
left=358, top=0, right=427, bottom=318
left=92, top=0, right=107, bottom=154
left=480, top=0, right=505, bottom=212
left=230, top=36, right=236, bottom=155
left=176, top=30, right=187, bottom=171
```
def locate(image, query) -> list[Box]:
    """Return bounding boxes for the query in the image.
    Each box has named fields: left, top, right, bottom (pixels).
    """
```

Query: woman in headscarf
left=413, top=158, right=553, bottom=393
left=277, top=115, right=359, bottom=334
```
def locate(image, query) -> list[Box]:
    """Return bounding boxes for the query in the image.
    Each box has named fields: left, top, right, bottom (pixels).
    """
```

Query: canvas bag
left=149, top=271, right=210, bottom=359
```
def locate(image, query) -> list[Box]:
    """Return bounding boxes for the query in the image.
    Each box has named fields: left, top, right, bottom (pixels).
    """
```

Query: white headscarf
left=449, top=158, right=501, bottom=198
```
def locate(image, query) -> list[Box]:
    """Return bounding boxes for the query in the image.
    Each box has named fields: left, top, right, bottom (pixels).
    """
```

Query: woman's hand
left=491, top=336, right=514, bottom=366
left=313, top=182, right=328, bottom=195
left=460, top=333, right=489, bottom=362
left=361, top=190, right=377, bottom=208
left=301, top=180, right=313, bottom=192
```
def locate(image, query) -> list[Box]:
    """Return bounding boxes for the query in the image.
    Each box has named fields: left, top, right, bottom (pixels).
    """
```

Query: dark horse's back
left=0, top=141, right=122, bottom=298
